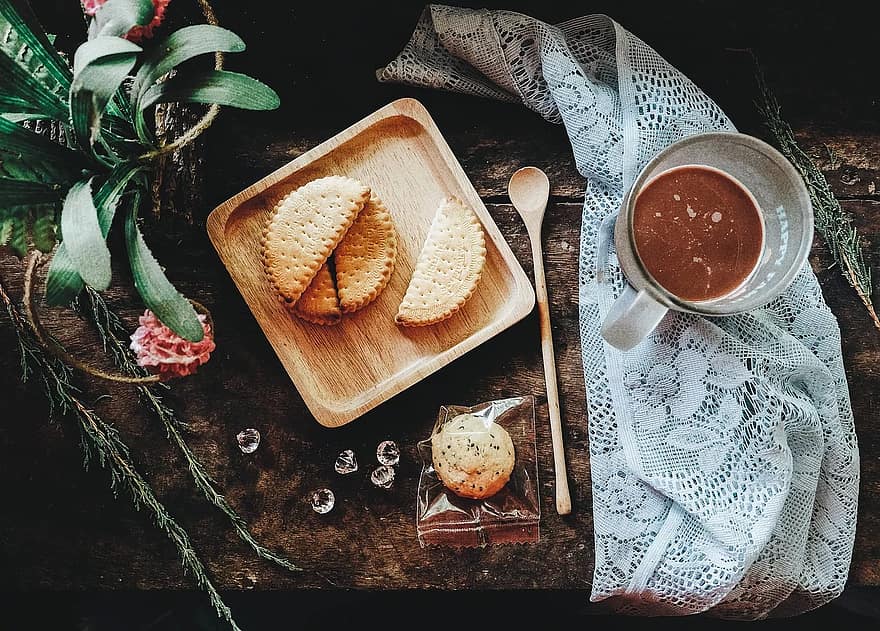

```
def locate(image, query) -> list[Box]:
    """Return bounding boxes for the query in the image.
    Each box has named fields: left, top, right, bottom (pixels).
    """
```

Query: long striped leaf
left=0, top=153, right=43, bottom=183
left=140, top=70, right=280, bottom=112
left=131, top=25, right=245, bottom=105
left=0, top=177, right=62, bottom=205
left=125, top=201, right=203, bottom=341
left=0, top=115, right=84, bottom=182
left=0, top=112, right=44, bottom=123
left=0, top=154, right=72, bottom=189
left=0, top=93, right=42, bottom=116
left=71, top=36, right=141, bottom=148
left=94, top=164, right=143, bottom=231
left=46, top=164, right=143, bottom=305
left=0, top=0, right=72, bottom=100
left=44, top=245, right=83, bottom=306
left=0, top=52, right=67, bottom=119
left=59, top=179, right=111, bottom=290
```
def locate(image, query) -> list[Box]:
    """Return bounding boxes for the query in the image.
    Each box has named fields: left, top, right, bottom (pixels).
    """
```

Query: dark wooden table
left=1, top=0, right=878, bottom=623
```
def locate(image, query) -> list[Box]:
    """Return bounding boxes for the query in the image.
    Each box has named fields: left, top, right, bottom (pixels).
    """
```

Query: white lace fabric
left=378, top=6, right=859, bottom=619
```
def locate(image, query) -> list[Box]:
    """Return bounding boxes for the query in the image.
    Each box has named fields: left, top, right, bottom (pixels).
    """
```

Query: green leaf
left=140, top=70, right=280, bottom=112
left=125, top=204, right=204, bottom=342
left=0, top=0, right=72, bottom=97
left=44, top=246, right=84, bottom=306
left=0, top=147, right=45, bottom=182
left=131, top=25, right=246, bottom=106
left=0, top=217, right=12, bottom=245
left=73, top=36, right=141, bottom=74
left=0, top=115, right=85, bottom=183
left=0, top=49, right=68, bottom=119
left=0, top=114, right=75, bottom=161
left=8, top=215, right=27, bottom=256
left=0, top=203, right=20, bottom=222
left=0, top=214, right=27, bottom=257
left=0, top=177, right=62, bottom=206
left=0, top=0, right=70, bottom=117
left=59, top=179, right=112, bottom=290
left=46, top=164, right=144, bottom=306
left=94, top=163, right=144, bottom=231
left=94, top=0, right=154, bottom=38
left=71, top=36, right=141, bottom=147
left=31, top=212, right=56, bottom=253
left=0, top=93, right=42, bottom=116
left=0, top=203, right=55, bottom=256
left=1, top=112, right=47, bottom=123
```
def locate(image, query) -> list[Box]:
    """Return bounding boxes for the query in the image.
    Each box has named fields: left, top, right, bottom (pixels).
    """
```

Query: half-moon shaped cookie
left=291, top=261, right=341, bottom=325
left=395, top=196, right=486, bottom=327
left=261, top=175, right=369, bottom=306
left=334, top=192, right=397, bottom=314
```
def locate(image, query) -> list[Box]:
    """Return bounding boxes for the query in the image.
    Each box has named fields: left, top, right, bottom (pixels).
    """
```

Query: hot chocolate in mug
left=601, top=132, right=813, bottom=351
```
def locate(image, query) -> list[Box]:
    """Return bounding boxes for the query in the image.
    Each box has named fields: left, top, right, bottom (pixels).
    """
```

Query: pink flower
left=130, top=308, right=215, bottom=381
left=82, top=0, right=171, bottom=42
left=81, top=0, right=102, bottom=15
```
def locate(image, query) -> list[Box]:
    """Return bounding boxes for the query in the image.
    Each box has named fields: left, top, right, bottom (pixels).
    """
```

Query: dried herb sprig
left=79, top=285, right=302, bottom=573
left=754, top=62, right=879, bottom=331
left=0, top=271, right=241, bottom=631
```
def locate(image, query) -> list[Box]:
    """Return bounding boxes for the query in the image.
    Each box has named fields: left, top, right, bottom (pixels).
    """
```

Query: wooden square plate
left=207, top=98, right=535, bottom=427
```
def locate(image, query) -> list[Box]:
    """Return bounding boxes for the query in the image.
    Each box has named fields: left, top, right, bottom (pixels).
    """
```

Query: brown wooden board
left=1, top=0, right=878, bottom=603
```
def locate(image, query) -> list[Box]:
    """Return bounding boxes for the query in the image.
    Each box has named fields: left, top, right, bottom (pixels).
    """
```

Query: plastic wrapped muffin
left=416, top=397, right=540, bottom=548
left=431, top=413, right=515, bottom=499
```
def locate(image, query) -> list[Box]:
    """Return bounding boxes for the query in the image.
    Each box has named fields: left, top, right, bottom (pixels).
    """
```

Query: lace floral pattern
left=378, top=5, right=859, bottom=618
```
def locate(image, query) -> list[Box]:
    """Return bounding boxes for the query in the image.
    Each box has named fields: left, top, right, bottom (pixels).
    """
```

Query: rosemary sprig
left=79, top=286, right=302, bottom=573
left=0, top=274, right=241, bottom=631
left=754, top=62, right=879, bottom=331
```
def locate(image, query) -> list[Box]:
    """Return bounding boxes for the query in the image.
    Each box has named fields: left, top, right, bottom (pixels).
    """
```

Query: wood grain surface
left=1, top=0, right=878, bottom=598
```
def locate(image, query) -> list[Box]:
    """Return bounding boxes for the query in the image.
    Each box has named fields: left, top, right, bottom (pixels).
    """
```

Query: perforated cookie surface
left=261, top=175, right=369, bottom=305
left=334, top=192, right=397, bottom=314
left=396, top=196, right=486, bottom=327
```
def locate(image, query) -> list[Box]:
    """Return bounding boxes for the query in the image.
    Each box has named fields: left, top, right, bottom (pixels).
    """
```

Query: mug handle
left=601, top=285, right=668, bottom=351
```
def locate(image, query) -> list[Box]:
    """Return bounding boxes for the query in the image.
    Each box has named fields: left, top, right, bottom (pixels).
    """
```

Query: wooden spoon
left=508, top=166, right=572, bottom=516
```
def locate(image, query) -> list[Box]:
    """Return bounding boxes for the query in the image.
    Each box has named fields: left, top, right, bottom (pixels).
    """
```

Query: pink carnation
left=82, top=0, right=171, bottom=42
left=81, top=0, right=100, bottom=15
left=130, top=308, right=215, bottom=381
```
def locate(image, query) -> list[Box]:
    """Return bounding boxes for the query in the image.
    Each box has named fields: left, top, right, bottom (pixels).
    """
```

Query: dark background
left=5, top=1, right=879, bottom=629
left=37, top=0, right=880, bottom=129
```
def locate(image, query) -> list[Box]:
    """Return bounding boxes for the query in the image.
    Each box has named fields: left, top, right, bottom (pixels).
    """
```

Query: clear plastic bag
left=416, top=396, right=540, bottom=548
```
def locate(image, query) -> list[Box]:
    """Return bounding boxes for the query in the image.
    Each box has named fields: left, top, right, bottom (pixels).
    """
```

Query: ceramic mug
left=600, top=132, right=813, bottom=351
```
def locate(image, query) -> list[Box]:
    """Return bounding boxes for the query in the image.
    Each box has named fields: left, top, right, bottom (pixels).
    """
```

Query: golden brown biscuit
left=291, top=261, right=341, bottom=325
left=395, top=196, right=486, bottom=327
left=261, top=175, right=369, bottom=306
left=431, top=413, right=515, bottom=500
left=334, top=192, right=397, bottom=314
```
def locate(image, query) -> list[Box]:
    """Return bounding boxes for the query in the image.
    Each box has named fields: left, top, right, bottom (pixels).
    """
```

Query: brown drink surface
left=632, top=165, right=763, bottom=302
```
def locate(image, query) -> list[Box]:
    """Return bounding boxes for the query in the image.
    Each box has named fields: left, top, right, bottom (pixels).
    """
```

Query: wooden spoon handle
left=529, top=231, right=572, bottom=516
